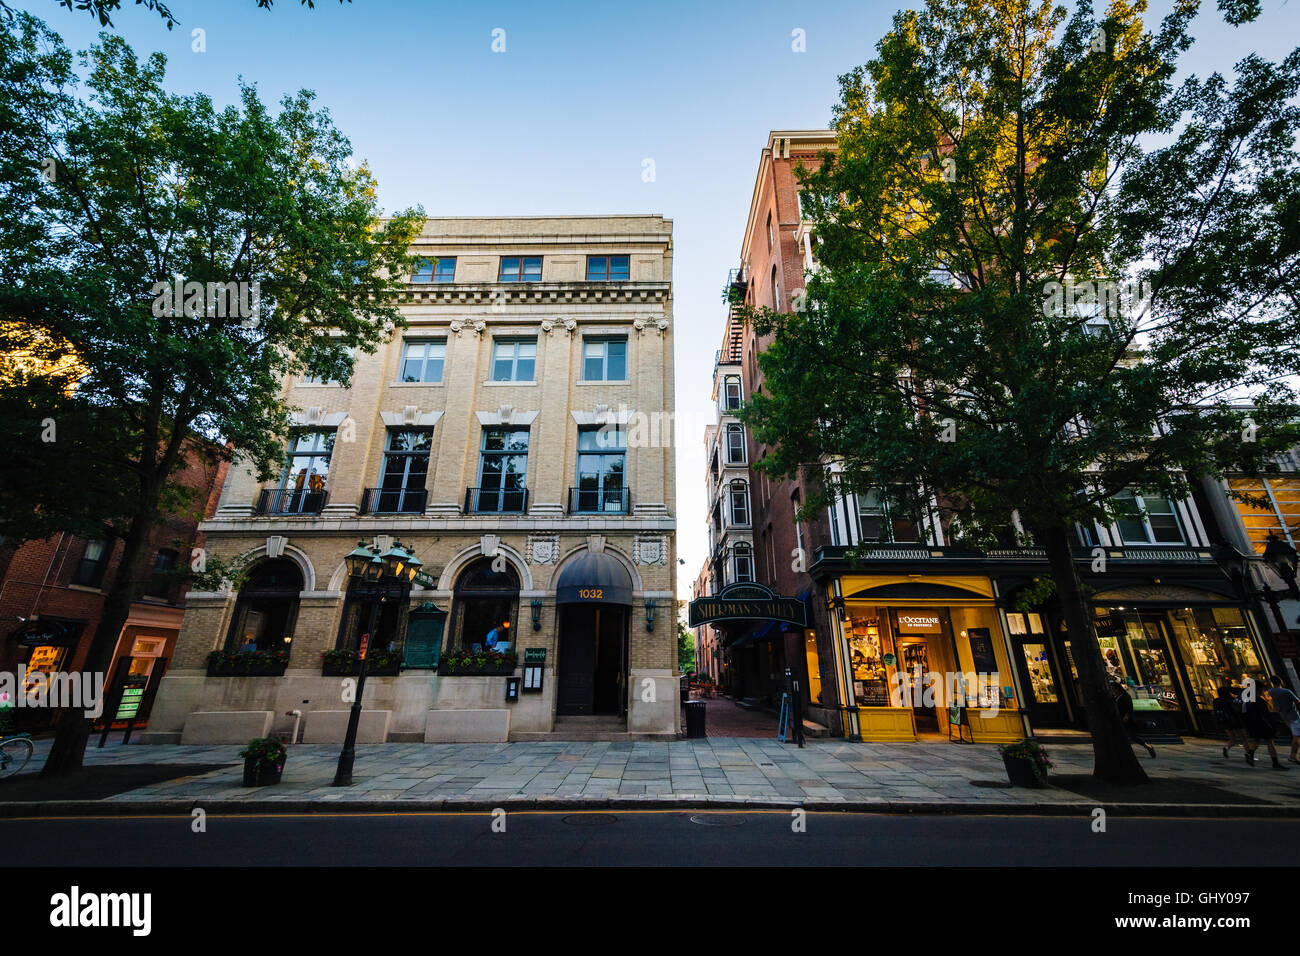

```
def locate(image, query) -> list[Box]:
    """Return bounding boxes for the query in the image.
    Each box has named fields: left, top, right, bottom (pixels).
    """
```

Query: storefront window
left=1163, top=607, right=1261, bottom=709
left=846, top=610, right=895, bottom=707
left=1021, top=643, right=1059, bottom=703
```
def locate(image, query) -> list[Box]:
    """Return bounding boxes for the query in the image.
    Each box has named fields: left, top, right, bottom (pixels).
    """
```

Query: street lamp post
left=333, top=539, right=421, bottom=787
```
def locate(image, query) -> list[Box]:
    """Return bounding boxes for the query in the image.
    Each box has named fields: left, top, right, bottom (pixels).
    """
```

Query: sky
left=14, top=0, right=1300, bottom=600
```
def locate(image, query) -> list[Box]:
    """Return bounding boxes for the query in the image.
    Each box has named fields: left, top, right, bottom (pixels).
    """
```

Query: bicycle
left=0, top=733, right=34, bottom=779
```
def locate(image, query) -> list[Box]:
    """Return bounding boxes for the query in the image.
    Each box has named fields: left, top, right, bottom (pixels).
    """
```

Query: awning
left=555, top=552, right=633, bottom=605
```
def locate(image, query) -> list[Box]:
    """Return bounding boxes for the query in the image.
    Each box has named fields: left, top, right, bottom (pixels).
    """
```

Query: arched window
left=452, top=558, right=520, bottom=650
left=726, top=424, right=746, bottom=464
left=729, top=479, right=750, bottom=526
left=225, top=559, right=303, bottom=656
left=771, top=265, right=780, bottom=311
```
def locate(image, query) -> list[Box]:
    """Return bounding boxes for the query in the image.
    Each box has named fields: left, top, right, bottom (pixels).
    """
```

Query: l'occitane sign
left=896, top=612, right=941, bottom=633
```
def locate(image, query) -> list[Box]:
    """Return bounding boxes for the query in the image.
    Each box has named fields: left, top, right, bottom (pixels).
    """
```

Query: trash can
left=684, top=700, right=706, bottom=739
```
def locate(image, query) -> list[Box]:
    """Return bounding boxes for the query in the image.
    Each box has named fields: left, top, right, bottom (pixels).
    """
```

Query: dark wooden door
left=557, top=607, right=597, bottom=716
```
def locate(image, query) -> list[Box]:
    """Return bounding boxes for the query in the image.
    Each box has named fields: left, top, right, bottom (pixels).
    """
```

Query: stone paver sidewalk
left=4, top=734, right=1298, bottom=813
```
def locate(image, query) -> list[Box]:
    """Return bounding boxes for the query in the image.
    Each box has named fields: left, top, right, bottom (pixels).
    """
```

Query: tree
left=0, top=12, right=422, bottom=775
left=0, top=1, right=352, bottom=32
left=741, top=0, right=1300, bottom=782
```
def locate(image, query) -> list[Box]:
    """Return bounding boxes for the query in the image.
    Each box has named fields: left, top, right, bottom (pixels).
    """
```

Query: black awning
left=555, top=552, right=633, bottom=605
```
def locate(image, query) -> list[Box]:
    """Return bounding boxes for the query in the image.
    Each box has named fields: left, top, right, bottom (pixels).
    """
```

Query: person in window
left=1265, top=675, right=1300, bottom=765
left=1241, top=676, right=1289, bottom=770
left=485, top=620, right=509, bottom=649
left=1110, top=679, right=1156, bottom=758
left=1213, top=684, right=1248, bottom=759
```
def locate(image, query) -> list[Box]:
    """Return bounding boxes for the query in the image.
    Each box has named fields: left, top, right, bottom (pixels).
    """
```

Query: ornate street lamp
left=333, top=539, right=421, bottom=787
left=1263, top=533, right=1300, bottom=601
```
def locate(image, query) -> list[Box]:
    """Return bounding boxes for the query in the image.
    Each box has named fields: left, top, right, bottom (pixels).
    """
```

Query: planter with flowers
left=321, top=648, right=401, bottom=676
left=207, top=649, right=290, bottom=677
left=998, top=739, right=1053, bottom=788
left=240, top=736, right=287, bottom=786
left=438, top=648, right=518, bottom=677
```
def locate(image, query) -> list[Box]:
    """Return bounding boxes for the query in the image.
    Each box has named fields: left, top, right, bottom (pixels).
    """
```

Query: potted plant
left=998, top=739, right=1053, bottom=788
left=240, top=736, right=287, bottom=786
left=207, top=648, right=290, bottom=677
left=439, top=647, right=518, bottom=676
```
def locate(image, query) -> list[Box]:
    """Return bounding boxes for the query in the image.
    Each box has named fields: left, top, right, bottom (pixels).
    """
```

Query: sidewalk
left=3, top=734, right=1298, bottom=816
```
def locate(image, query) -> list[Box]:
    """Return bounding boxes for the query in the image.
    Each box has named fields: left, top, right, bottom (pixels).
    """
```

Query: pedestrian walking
left=1265, top=674, right=1300, bottom=765
left=1241, top=676, right=1289, bottom=770
left=1110, top=679, right=1156, bottom=758
left=1213, top=684, right=1248, bottom=758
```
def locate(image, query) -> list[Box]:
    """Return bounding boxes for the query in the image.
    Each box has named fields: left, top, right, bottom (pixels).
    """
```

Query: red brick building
left=0, top=444, right=228, bottom=732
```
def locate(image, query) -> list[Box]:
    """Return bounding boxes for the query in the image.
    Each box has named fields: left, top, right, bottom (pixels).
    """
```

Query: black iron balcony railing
left=568, top=486, right=630, bottom=515
left=465, top=486, right=528, bottom=514
left=255, top=487, right=328, bottom=515
left=360, top=487, right=427, bottom=515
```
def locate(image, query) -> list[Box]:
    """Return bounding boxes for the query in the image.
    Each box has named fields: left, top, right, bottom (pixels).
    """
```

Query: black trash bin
left=684, top=700, right=706, bottom=739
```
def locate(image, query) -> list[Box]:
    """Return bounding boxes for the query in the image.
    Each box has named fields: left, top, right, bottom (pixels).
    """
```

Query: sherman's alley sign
left=689, top=582, right=807, bottom=629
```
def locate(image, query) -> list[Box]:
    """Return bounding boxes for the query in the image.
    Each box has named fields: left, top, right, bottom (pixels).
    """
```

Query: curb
left=2, top=796, right=1298, bottom=818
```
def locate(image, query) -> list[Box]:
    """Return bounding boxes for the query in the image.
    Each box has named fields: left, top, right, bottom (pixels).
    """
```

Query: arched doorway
left=225, top=559, right=304, bottom=656
left=451, top=558, right=520, bottom=650
left=554, top=552, right=632, bottom=718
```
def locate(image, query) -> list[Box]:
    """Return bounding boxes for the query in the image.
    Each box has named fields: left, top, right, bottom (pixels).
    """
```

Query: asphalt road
left=3, top=810, right=1298, bottom=866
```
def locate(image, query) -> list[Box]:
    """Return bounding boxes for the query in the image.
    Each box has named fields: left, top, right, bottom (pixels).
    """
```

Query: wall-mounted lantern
left=645, top=599, right=657, bottom=632
left=530, top=599, right=544, bottom=631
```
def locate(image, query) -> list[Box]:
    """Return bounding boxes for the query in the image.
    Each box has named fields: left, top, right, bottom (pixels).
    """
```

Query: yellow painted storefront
left=828, top=573, right=1027, bottom=744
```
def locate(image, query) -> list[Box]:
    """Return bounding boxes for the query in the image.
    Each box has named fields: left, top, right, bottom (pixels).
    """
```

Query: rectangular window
left=277, top=430, right=334, bottom=513
left=72, top=538, right=110, bottom=587
left=490, top=339, right=537, bottom=382
left=411, top=257, right=456, bottom=282
left=726, top=425, right=746, bottom=464
left=475, top=428, right=529, bottom=512
left=857, top=490, right=919, bottom=544
left=144, top=548, right=178, bottom=597
left=574, top=427, right=627, bottom=513
left=734, top=546, right=754, bottom=584
left=723, top=376, right=742, bottom=412
left=581, top=338, right=627, bottom=381
left=586, top=255, right=630, bottom=281
left=1228, top=476, right=1299, bottom=552
left=400, top=339, right=447, bottom=383
left=730, top=482, right=750, bottom=526
left=498, top=256, right=542, bottom=282
left=374, top=429, right=432, bottom=513
left=1112, top=490, right=1185, bottom=545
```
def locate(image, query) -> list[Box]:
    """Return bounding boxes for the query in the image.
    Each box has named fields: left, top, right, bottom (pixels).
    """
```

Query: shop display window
left=1164, top=606, right=1262, bottom=709
left=846, top=610, right=895, bottom=706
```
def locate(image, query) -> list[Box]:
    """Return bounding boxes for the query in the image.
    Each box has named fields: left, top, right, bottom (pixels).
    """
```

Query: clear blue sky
left=16, top=0, right=1300, bottom=599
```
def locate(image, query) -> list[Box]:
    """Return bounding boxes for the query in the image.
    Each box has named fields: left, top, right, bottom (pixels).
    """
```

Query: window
left=225, top=559, right=302, bottom=655
left=143, top=549, right=178, bottom=598
left=400, top=339, right=446, bottom=383
left=730, top=479, right=750, bottom=526
left=586, top=255, right=630, bottom=281
left=72, top=539, right=110, bottom=587
left=582, top=338, right=627, bottom=381
left=771, top=266, right=780, bottom=311
left=793, top=490, right=805, bottom=556
left=857, top=490, right=920, bottom=544
left=490, top=339, right=537, bottom=382
left=373, top=429, right=432, bottom=514
left=1112, top=489, right=1184, bottom=545
left=301, top=371, right=337, bottom=386
left=453, top=558, right=519, bottom=650
left=411, top=257, right=456, bottom=283
left=726, top=424, right=746, bottom=464
left=474, top=428, right=529, bottom=512
left=766, top=211, right=773, bottom=249
left=1227, top=476, right=1299, bottom=552
left=574, top=427, right=627, bottom=512
left=498, top=256, right=542, bottom=282
left=733, top=543, right=754, bottom=584
left=276, top=430, right=334, bottom=513
left=723, top=375, right=742, bottom=412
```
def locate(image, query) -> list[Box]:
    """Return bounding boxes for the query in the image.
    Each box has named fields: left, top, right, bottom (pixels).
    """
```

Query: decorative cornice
left=400, top=282, right=670, bottom=307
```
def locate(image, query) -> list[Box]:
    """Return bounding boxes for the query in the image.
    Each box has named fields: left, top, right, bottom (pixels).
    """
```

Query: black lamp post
left=1262, top=533, right=1300, bottom=631
left=333, top=539, right=420, bottom=787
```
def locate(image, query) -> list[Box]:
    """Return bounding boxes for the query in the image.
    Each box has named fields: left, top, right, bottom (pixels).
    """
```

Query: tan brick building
left=146, top=215, right=678, bottom=744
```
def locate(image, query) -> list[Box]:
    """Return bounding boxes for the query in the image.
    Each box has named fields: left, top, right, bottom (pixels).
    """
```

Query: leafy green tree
left=0, top=1, right=351, bottom=32
left=742, top=0, right=1300, bottom=782
left=0, top=12, right=422, bottom=775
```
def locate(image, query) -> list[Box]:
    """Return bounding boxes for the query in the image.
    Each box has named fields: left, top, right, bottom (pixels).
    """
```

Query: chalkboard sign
left=968, top=628, right=998, bottom=675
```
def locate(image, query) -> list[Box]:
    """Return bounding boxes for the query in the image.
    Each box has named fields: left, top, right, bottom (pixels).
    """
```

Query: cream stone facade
left=144, top=216, right=678, bottom=744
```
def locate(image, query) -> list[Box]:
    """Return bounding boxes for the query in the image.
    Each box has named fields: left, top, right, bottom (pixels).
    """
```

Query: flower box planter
left=242, top=755, right=284, bottom=786
left=321, top=651, right=401, bottom=677
left=438, top=661, right=517, bottom=677
left=998, top=739, right=1052, bottom=788
left=1001, top=752, right=1045, bottom=788
left=206, top=653, right=289, bottom=677
left=240, top=736, right=286, bottom=786
left=438, top=650, right=518, bottom=677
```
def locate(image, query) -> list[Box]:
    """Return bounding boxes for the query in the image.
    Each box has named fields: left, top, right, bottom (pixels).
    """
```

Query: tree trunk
left=39, top=499, right=155, bottom=777
left=1040, top=522, right=1149, bottom=784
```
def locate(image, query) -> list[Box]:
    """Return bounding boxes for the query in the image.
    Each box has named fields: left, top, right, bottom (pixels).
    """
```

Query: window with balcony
left=272, top=430, right=334, bottom=514
left=411, top=257, right=456, bottom=283
left=1111, top=490, right=1185, bottom=545
left=726, top=424, right=746, bottom=464
left=586, top=255, right=629, bottom=281
left=490, top=339, right=537, bottom=382
left=581, top=338, right=627, bottom=381
left=72, top=538, right=111, bottom=587
left=400, top=339, right=446, bottom=383
left=573, top=426, right=626, bottom=513
left=369, top=429, right=432, bottom=514
left=498, top=256, right=542, bottom=282
left=730, top=479, right=750, bottom=526
left=857, top=490, right=920, bottom=544
left=473, top=428, right=529, bottom=513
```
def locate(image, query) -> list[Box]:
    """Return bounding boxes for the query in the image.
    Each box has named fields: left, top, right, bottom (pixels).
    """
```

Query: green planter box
left=206, top=654, right=289, bottom=677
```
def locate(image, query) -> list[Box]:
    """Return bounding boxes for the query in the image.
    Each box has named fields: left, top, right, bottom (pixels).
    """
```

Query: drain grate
left=561, top=813, right=618, bottom=826
left=689, top=813, right=748, bottom=827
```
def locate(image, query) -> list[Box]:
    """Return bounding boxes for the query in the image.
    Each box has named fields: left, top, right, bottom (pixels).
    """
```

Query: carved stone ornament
left=587, top=534, right=606, bottom=556
left=481, top=534, right=500, bottom=558
left=527, top=534, right=559, bottom=566
left=633, top=535, right=666, bottom=566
